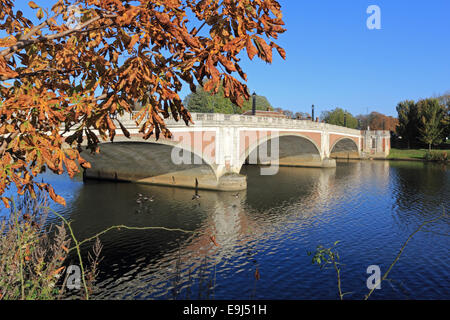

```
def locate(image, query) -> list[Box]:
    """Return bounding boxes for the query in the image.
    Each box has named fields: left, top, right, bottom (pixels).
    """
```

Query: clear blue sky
left=182, top=0, right=450, bottom=117
left=7, top=0, right=450, bottom=117
left=230, top=0, right=450, bottom=117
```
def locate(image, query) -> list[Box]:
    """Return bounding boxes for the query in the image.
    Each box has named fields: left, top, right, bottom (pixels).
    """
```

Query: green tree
left=321, top=108, right=358, bottom=129
left=417, top=98, right=445, bottom=150
left=444, top=101, right=450, bottom=141
left=184, top=84, right=273, bottom=114
left=437, top=92, right=450, bottom=107
left=395, top=100, right=420, bottom=148
left=438, top=94, right=450, bottom=141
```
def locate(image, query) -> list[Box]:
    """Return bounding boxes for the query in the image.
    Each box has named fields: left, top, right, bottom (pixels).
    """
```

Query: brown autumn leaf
left=1, top=197, right=10, bottom=208
left=28, top=1, right=39, bottom=9
left=0, top=0, right=286, bottom=206
left=47, top=185, right=66, bottom=206
left=255, top=268, right=260, bottom=281
left=271, top=42, right=286, bottom=60
left=246, top=36, right=258, bottom=60
left=51, top=266, right=65, bottom=277
left=210, top=235, right=220, bottom=247
left=253, top=36, right=272, bottom=63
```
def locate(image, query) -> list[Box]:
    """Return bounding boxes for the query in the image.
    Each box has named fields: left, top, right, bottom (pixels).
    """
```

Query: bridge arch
left=239, top=133, right=322, bottom=171
left=81, top=141, right=226, bottom=189
left=111, top=135, right=218, bottom=175
left=330, top=137, right=359, bottom=158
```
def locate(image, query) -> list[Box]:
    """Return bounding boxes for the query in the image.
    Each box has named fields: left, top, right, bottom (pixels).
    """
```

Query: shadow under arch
left=81, top=141, right=218, bottom=188
left=81, top=140, right=247, bottom=191
left=239, top=133, right=323, bottom=171
left=111, top=136, right=218, bottom=175
left=330, top=138, right=359, bottom=159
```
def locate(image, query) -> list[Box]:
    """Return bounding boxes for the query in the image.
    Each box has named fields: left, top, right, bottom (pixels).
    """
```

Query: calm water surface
left=5, top=161, right=449, bottom=300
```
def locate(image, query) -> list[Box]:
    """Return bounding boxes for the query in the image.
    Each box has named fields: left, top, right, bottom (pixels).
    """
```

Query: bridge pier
left=247, top=156, right=336, bottom=169
left=83, top=167, right=247, bottom=191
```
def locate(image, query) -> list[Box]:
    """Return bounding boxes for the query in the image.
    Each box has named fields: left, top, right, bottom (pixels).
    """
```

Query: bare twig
left=73, top=225, right=196, bottom=251
left=332, top=258, right=343, bottom=300
left=364, top=208, right=447, bottom=300
left=39, top=205, right=198, bottom=300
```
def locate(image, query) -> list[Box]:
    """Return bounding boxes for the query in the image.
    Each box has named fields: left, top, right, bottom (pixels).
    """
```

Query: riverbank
left=387, top=148, right=448, bottom=162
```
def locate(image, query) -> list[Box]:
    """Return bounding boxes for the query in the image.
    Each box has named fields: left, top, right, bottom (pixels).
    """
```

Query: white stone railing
left=115, top=111, right=363, bottom=136
left=364, top=130, right=391, bottom=136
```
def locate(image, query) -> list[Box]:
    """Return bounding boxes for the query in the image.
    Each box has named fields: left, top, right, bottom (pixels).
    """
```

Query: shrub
left=424, top=150, right=448, bottom=162
left=0, top=193, right=69, bottom=299
left=0, top=192, right=101, bottom=300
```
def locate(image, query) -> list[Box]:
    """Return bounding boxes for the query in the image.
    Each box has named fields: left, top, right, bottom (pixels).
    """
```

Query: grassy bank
left=388, top=148, right=448, bottom=161
left=388, top=148, right=429, bottom=159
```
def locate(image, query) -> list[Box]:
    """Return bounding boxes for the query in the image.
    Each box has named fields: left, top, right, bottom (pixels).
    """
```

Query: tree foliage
left=321, top=108, right=358, bottom=129
left=183, top=83, right=272, bottom=114
left=395, top=100, right=420, bottom=148
left=395, top=98, right=448, bottom=149
left=356, top=112, right=398, bottom=131
left=274, top=107, right=293, bottom=118
left=417, top=98, right=445, bottom=150
left=0, top=0, right=286, bottom=206
left=294, top=111, right=309, bottom=119
left=438, top=93, right=450, bottom=140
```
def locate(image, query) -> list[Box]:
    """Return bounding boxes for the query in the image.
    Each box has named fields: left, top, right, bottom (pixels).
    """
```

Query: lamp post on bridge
left=252, top=92, right=256, bottom=115
left=344, top=111, right=347, bottom=127
left=311, top=104, right=315, bottom=121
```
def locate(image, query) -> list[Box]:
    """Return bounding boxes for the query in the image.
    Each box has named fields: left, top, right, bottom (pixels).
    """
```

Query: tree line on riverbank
left=184, top=85, right=400, bottom=130
left=395, top=96, right=449, bottom=150
left=183, top=84, right=273, bottom=114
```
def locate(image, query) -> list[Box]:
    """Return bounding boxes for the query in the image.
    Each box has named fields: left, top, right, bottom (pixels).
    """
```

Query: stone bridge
left=77, top=112, right=390, bottom=191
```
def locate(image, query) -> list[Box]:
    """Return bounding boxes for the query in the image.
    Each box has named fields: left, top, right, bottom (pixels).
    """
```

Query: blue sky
left=6, top=0, right=450, bottom=117
left=233, top=0, right=450, bottom=117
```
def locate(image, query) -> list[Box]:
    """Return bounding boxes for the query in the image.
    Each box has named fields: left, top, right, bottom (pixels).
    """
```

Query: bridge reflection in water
left=56, top=159, right=449, bottom=300
left=61, top=160, right=421, bottom=299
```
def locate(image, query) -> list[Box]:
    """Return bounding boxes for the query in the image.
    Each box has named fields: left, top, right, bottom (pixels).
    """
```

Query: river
left=3, top=160, right=449, bottom=299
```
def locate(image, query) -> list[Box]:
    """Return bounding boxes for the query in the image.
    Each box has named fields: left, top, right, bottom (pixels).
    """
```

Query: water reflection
left=4, top=160, right=448, bottom=299
left=390, top=161, right=450, bottom=229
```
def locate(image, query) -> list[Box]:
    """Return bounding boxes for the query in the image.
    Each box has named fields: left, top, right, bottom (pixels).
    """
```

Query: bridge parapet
left=116, top=112, right=362, bottom=136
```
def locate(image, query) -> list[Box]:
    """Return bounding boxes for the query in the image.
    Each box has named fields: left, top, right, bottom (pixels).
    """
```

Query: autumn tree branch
left=1, top=13, right=116, bottom=59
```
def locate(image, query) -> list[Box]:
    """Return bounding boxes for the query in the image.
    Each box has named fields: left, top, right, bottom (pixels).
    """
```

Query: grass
left=0, top=192, right=105, bottom=300
left=388, top=148, right=447, bottom=160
